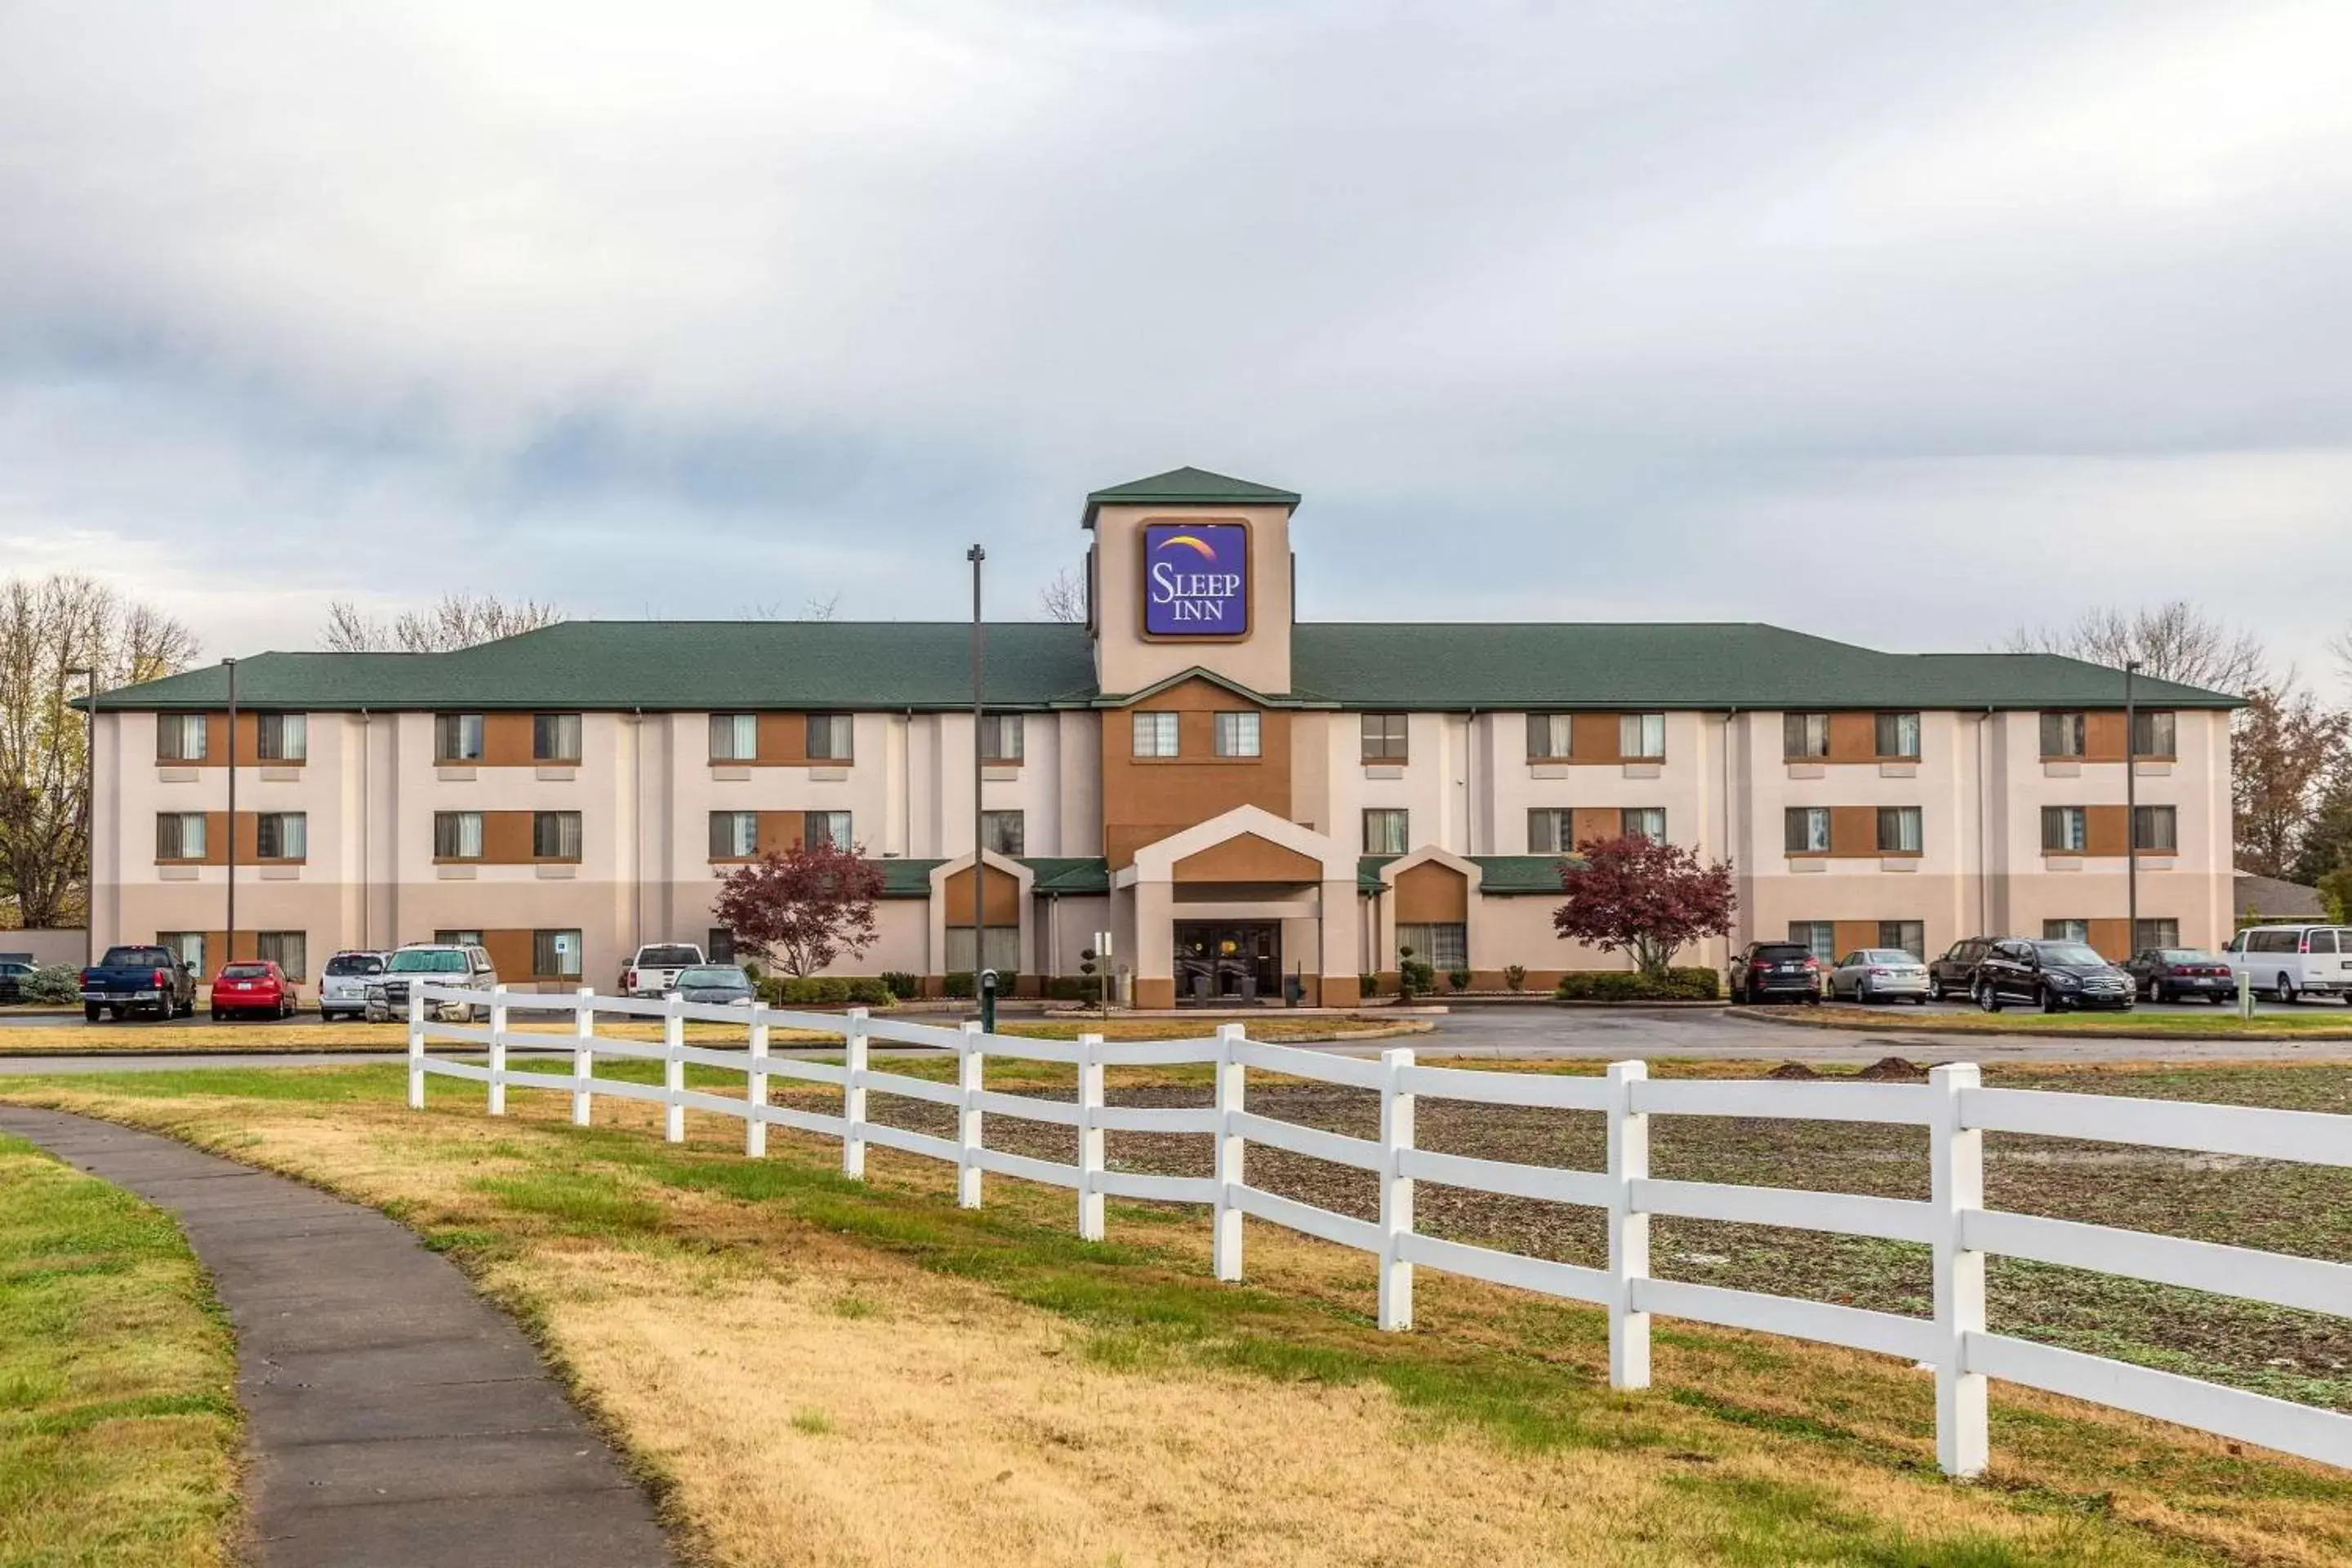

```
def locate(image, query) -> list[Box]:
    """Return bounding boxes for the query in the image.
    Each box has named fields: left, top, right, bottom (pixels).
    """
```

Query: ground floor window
left=2134, top=918, right=2180, bottom=951
left=2043, top=919, right=2090, bottom=943
left=533, top=929, right=583, bottom=979
left=158, top=931, right=206, bottom=978
left=945, top=926, right=1020, bottom=975
left=434, top=929, right=483, bottom=947
left=256, top=931, right=306, bottom=982
left=1788, top=921, right=1836, bottom=961
left=1396, top=921, right=1467, bottom=970
left=1878, top=920, right=1926, bottom=959
left=707, top=929, right=735, bottom=964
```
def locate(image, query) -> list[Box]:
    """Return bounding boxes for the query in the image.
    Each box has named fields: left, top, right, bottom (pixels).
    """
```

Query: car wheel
left=109, top=1006, right=125, bottom=1020
left=1976, top=980, right=2002, bottom=1013
left=2278, top=973, right=2300, bottom=1005
left=2149, top=979, right=2167, bottom=1004
left=83, top=1003, right=101, bottom=1022
left=2040, top=986, right=2061, bottom=1013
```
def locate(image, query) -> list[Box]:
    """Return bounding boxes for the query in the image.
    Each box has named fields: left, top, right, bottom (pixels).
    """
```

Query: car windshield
left=2034, top=942, right=2106, bottom=966
left=1858, top=951, right=1916, bottom=964
left=388, top=949, right=469, bottom=973
left=639, top=947, right=702, bottom=968
left=324, top=954, right=385, bottom=976
left=221, top=963, right=272, bottom=979
left=100, top=947, right=174, bottom=968
left=678, top=968, right=750, bottom=988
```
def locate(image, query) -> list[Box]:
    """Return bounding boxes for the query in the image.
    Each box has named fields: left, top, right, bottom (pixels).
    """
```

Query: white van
left=2221, top=925, right=2352, bottom=1003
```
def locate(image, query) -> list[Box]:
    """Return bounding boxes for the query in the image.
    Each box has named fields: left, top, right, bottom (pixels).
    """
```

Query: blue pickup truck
left=79, top=945, right=198, bottom=1022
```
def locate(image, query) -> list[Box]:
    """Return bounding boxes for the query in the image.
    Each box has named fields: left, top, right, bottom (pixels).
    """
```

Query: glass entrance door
left=1174, top=922, right=1281, bottom=1005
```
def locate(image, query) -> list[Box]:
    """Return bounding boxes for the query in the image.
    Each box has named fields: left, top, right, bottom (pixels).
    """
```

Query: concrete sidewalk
left=0, top=1106, right=675, bottom=1568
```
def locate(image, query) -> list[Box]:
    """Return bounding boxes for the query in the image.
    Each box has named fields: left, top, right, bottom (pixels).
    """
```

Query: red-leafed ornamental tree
left=711, top=840, right=885, bottom=978
left=1552, top=835, right=1736, bottom=980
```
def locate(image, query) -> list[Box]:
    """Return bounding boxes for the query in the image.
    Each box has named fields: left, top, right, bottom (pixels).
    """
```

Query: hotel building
left=83, top=468, right=2237, bottom=1004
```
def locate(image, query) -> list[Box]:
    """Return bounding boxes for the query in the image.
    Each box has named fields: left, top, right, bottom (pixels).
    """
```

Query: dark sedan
left=1974, top=938, right=2135, bottom=1013
left=1927, top=938, right=1994, bottom=1001
left=1731, top=941, right=1823, bottom=1004
left=0, top=960, right=33, bottom=1004
left=2123, top=948, right=2238, bottom=1004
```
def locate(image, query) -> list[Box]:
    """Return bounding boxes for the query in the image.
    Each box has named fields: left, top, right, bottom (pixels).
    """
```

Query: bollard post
left=1931, top=1062, right=1989, bottom=1477
left=570, top=987, right=595, bottom=1127
left=1377, top=1046, right=1416, bottom=1331
left=2238, top=967, right=2254, bottom=1020
left=1076, top=1032, right=1106, bottom=1241
left=487, top=985, right=509, bottom=1116
left=956, top=1021, right=984, bottom=1209
left=1606, top=1059, right=1651, bottom=1390
left=842, top=1008, right=869, bottom=1178
left=746, top=1003, right=770, bottom=1158
left=663, top=992, right=686, bottom=1143
left=1212, top=1023, right=1246, bottom=1282
left=406, top=984, right=426, bottom=1110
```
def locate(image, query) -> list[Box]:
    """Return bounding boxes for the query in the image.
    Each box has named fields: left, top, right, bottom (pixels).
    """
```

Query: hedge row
left=1552, top=968, right=1722, bottom=1002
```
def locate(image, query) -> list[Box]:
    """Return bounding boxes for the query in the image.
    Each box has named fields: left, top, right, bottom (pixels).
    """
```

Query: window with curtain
left=159, top=931, right=207, bottom=977
left=434, top=713, right=485, bottom=763
left=2040, top=711, right=2087, bottom=757
left=806, top=713, right=854, bottom=760
left=256, top=931, right=307, bottom=981
left=1874, top=711, right=1921, bottom=759
left=2042, top=919, right=2091, bottom=942
left=155, top=813, right=207, bottom=860
left=1363, top=808, right=1410, bottom=854
left=1878, top=920, right=1926, bottom=958
left=256, top=712, right=306, bottom=761
left=2134, top=918, right=2180, bottom=951
left=2133, top=804, right=2177, bottom=851
left=1526, top=713, right=1573, bottom=760
left=1620, top=808, right=1666, bottom=842
left=433, top=811, right=484, bottom=858
left=2132, top=710, right=2176, bottom=757
left=156, top=713, right=207, bottom=761
left=1214, top=712, right=1261, bottom=757
left=1132, top=712, right=1179, bottom=758
left=1784, top=712, right=1830, bottom=759
left=1788, top=921, right=1836, bottom=960
left=1619, top=712, right=1665, bottom=760
left=1784, top=807, right=1830, bottom=853
left=1361, top=713, right=1409, bottom=762
left=532, top=811, right=581, bottom=859
left=710, top=714, right=758, bottom=761
left=803, top=811, right=851, bottom=850
left=1396, top=922, right=1467, bottom=970
left=709, top=811, right=757, bottom=858
left=1528, top=808, right=1575, bottom=854
left=434, top=929, right=483, bottom=947
left=534, top=713, right=582, bottom=762
left=533, top=929, right=583, bottom=978
left=256, top=812, right=307, bottom=860
left=980, top=810, right=1025, bottom=855
left=945, top=927, right=1021, bottom=973
left=979, top=712, right=1023, bottom=762
left=1877, top=806, right=1922, bottom=853
left=2040, top=806, right=2087, bottom=853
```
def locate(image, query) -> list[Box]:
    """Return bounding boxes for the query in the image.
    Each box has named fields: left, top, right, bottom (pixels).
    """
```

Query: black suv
left=1973, top=938, right=2135, bottom=1013
left=1731, top=941, right=1823, bottom=1004
left=1927, top=938, right=1996, bottom=1001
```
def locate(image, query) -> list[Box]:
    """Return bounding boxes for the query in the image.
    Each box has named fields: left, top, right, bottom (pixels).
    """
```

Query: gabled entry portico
left=1115, top=806, right=1361, bottom=1008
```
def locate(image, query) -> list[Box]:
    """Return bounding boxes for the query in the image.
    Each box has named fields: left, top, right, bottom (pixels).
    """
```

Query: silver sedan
left=674, top=965, right=757, bottom=1006
left=1827, top=950, right=1932, bottom=1004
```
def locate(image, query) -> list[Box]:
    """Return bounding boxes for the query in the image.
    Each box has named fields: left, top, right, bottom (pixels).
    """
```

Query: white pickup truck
left=620, top=942, right=706, bottom=998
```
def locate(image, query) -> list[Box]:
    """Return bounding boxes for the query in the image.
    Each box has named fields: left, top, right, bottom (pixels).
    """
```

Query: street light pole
left=224, top=657, right=238, bottom=969
left=65, top=666, right=94, bottom=967
left=2124, top=658, right=2140, bottom=956
left=967, top=545, right=987, bottom=1019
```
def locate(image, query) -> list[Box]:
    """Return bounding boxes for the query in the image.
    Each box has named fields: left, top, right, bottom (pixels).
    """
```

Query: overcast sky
left=4, top=2, right=2348, bottom=688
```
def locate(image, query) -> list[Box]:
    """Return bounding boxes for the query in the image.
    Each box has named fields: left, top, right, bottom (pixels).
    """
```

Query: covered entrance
left=1174, top=921, right=1281, bottom=1004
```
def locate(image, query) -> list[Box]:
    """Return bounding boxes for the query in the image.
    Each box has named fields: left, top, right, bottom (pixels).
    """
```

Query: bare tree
left=1040, top=566, right=1086, bottom=624
left=0, top=573, right=199, bottom=927
left=322, top=599, right=390, bottom=653
left=2003, top=601, right=2268, bottom=694
left=2232, top=679, right=2349, bottom=880
left=800, top=590, right=841, bottom=623
left=319, top=592, right=564, bottom=653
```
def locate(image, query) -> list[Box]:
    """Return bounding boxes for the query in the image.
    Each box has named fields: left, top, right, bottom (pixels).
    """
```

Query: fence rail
left=406, top=982, right=2352, bottom=1477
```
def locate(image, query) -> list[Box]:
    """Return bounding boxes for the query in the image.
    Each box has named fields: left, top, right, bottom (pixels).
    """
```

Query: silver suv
left=318, top=950, right=389, bottom=1021
left=366, top=943, right=498, bottom=1022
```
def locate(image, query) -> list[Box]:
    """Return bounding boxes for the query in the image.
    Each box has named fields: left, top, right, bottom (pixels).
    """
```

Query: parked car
left=1826, top=949, right=1931, bottom=1004
left=78, top=945, right=198, bottom=1022
left=2123, top=948, right=2237, bottom=1004
left=1730, top=941, right=1823, bottom=1004
left=1972, top=938, right=2134, bottom=1013
left=2221, top=924, right=2352, bottom=1004
left=674, top=964, right=755, bottom=1005
left=318, top=950, right=390, bottom=1021
left=1927, top=938, right=1996, bottom=1001
left=0, top=960, right=33, bottom=1004
left=621, top=942, right=706, bottom=998
left=366, top=943, right=499, bottom=1022
left=211, top=960, right=298, bottom=1021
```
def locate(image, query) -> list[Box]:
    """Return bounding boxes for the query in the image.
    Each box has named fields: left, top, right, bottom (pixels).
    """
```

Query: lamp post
left=224, top=657, right=238, bottom=969
left=2124, top=658, right=2140, bottom=957
left=967, top=545, right=988, bottom=1024
left=64, top=666, right=94, bottom=966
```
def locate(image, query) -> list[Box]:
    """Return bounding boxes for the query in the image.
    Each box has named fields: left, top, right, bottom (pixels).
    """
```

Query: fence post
left=663, top=992, right=686, bottom=1143
left=746, top=1004, right=770, bottom=1159
left=406, top=985, right=425, bottom=1110
left=1931, top=1062, right=1989, bottom=1477
left=842, top=1008, right=869, bottom=1178
left=1378, top=1046, right=1416, bottom=1331
left=956, top=1021, right=983, bottom=1209
left=570, top=987, right=595, bottom=1127
left=487, top=984, right=509, bottom=1116
left=1212, top=1023, right=1246, bottom=1282
left=1606, top=1058, right=1651, bottom=1390
left=1077, top=1032, right=1106, bottom=1241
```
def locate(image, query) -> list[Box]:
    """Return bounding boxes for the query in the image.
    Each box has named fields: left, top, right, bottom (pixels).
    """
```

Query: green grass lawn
left=0, top=1133, right=239, bottom=1566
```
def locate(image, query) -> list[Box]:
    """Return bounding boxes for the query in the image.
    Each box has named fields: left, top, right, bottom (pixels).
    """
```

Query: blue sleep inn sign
left=1143, top=521, right=1250, bottom=638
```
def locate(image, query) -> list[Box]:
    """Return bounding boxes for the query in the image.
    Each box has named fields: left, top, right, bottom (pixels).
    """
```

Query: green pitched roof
left=1359, top=855, right=1579, bottom=893
left=1082, top=466, right=1299, bottom=527
left=868, top=858, right=1109, bottom=898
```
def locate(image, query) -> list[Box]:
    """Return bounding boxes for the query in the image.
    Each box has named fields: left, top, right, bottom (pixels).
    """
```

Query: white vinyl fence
left=406, top=982, right=2352, bottom=1477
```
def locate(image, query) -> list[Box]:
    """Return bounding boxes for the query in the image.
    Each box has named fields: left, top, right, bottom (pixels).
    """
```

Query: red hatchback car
left=210, top=960, right=298, bottom=1021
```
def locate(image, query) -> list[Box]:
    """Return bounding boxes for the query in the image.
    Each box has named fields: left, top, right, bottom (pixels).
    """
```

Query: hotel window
left=1784, top=712, right=1830, bottom=760
left=1877, top=806, right=1923, bottom=854
left=710, top=713, right=758, bottom=761
left=1528, top=808, right=1575, bottom=854
left=2041, top=806, right=2087, bottom=853
left=434, top=713, right=485, bottom=763
left=980, top=809, right=1026, bottom=856
left=1132, top=711, right=1179, bottom=758
left=1784, top=807, right=1830, bottom=854
left=1214, top=712, right=1261, bottom=758
left=806, top=713, right=854, bottom=761
left=710, top=811, right=758, bottom=858
left=1878, top=920, right=1926, bottom=959
left=1396, top=922, right=1467, bottom=971
left=2040, top=711, right=2087, bottom=758
left=532, top=810, right=582, bottom=860
left=533, top=713, right=581, bottom=763
left=434, top=929, right=484, bottom=947
left=1361, top=713, right=1409, bottom=763
left=155, top=812, right=207, bottom=861
left=803, top=811, right=851, bottom=850
left=2135, top=918, right=2180, bottom=951
left=434, top=811, right=484, bottom=859
left=979, top=712, right=1023, bottom=763
left=256, top=712, right=305, bottom=762
left=532, top=929, right=583, bottom=980
left=1363, top=808, right=1410, bottom=855
left=1875, top=711, right=1921, bottom=760
left=156, top=713, right=207, bottom=761
left=707, top=929, right=736, bottom=964
left=1788, top=921, right=1837, bottom=961
left=256, top=931, right=307, bottom=982
left=1526, top=713, right=1573, bottom=760
left=255, top=812, right=307, bottom=861
left=1619, top=713, right=1665, bottom=761
left=159, top=931, right=207, bottom=978
left=945, top=926, right=1022, bottom=975
left=2132, top=710, right=2176, bottom=758
left=2043, top=919, right=2091, bottom=943
left=2133, top=804, right=2177, bottom=852
left=1620, top=808, right=1666, bottom=843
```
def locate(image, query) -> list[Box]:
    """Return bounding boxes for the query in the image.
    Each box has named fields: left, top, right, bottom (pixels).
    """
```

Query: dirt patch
left=1765, top=1062, right=1820, bottom=1080
left=1855, top=1057, right=1928, bottom=1082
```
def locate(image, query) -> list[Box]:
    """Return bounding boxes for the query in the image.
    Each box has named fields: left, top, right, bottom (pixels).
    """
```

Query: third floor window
left=1784, top=712, right=1830, bottom=760
left=806, top=713, right=854, bottom=761
left=710, top=713, right=758, bottom=761
left=1361, top=712, right=1408, bottom=762
left=2041, top=711, right=2087, bottom=758
left=534, top=713, right=581, bottom=763
left=2132, top=710, right=2176, bottom=758
left=156, top=713, right=207, bottom=761
left=256, top=712, right=305, bottom=761
left=979, top=712, right=1023, bottom=763
left=1527, top=713, right=1574, bottom=760
left=1619, top=713, right=1665, bottom=760
left=1875, top=711, right=1921, bottom=759
left=435, top=713, right=485, bottom=764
